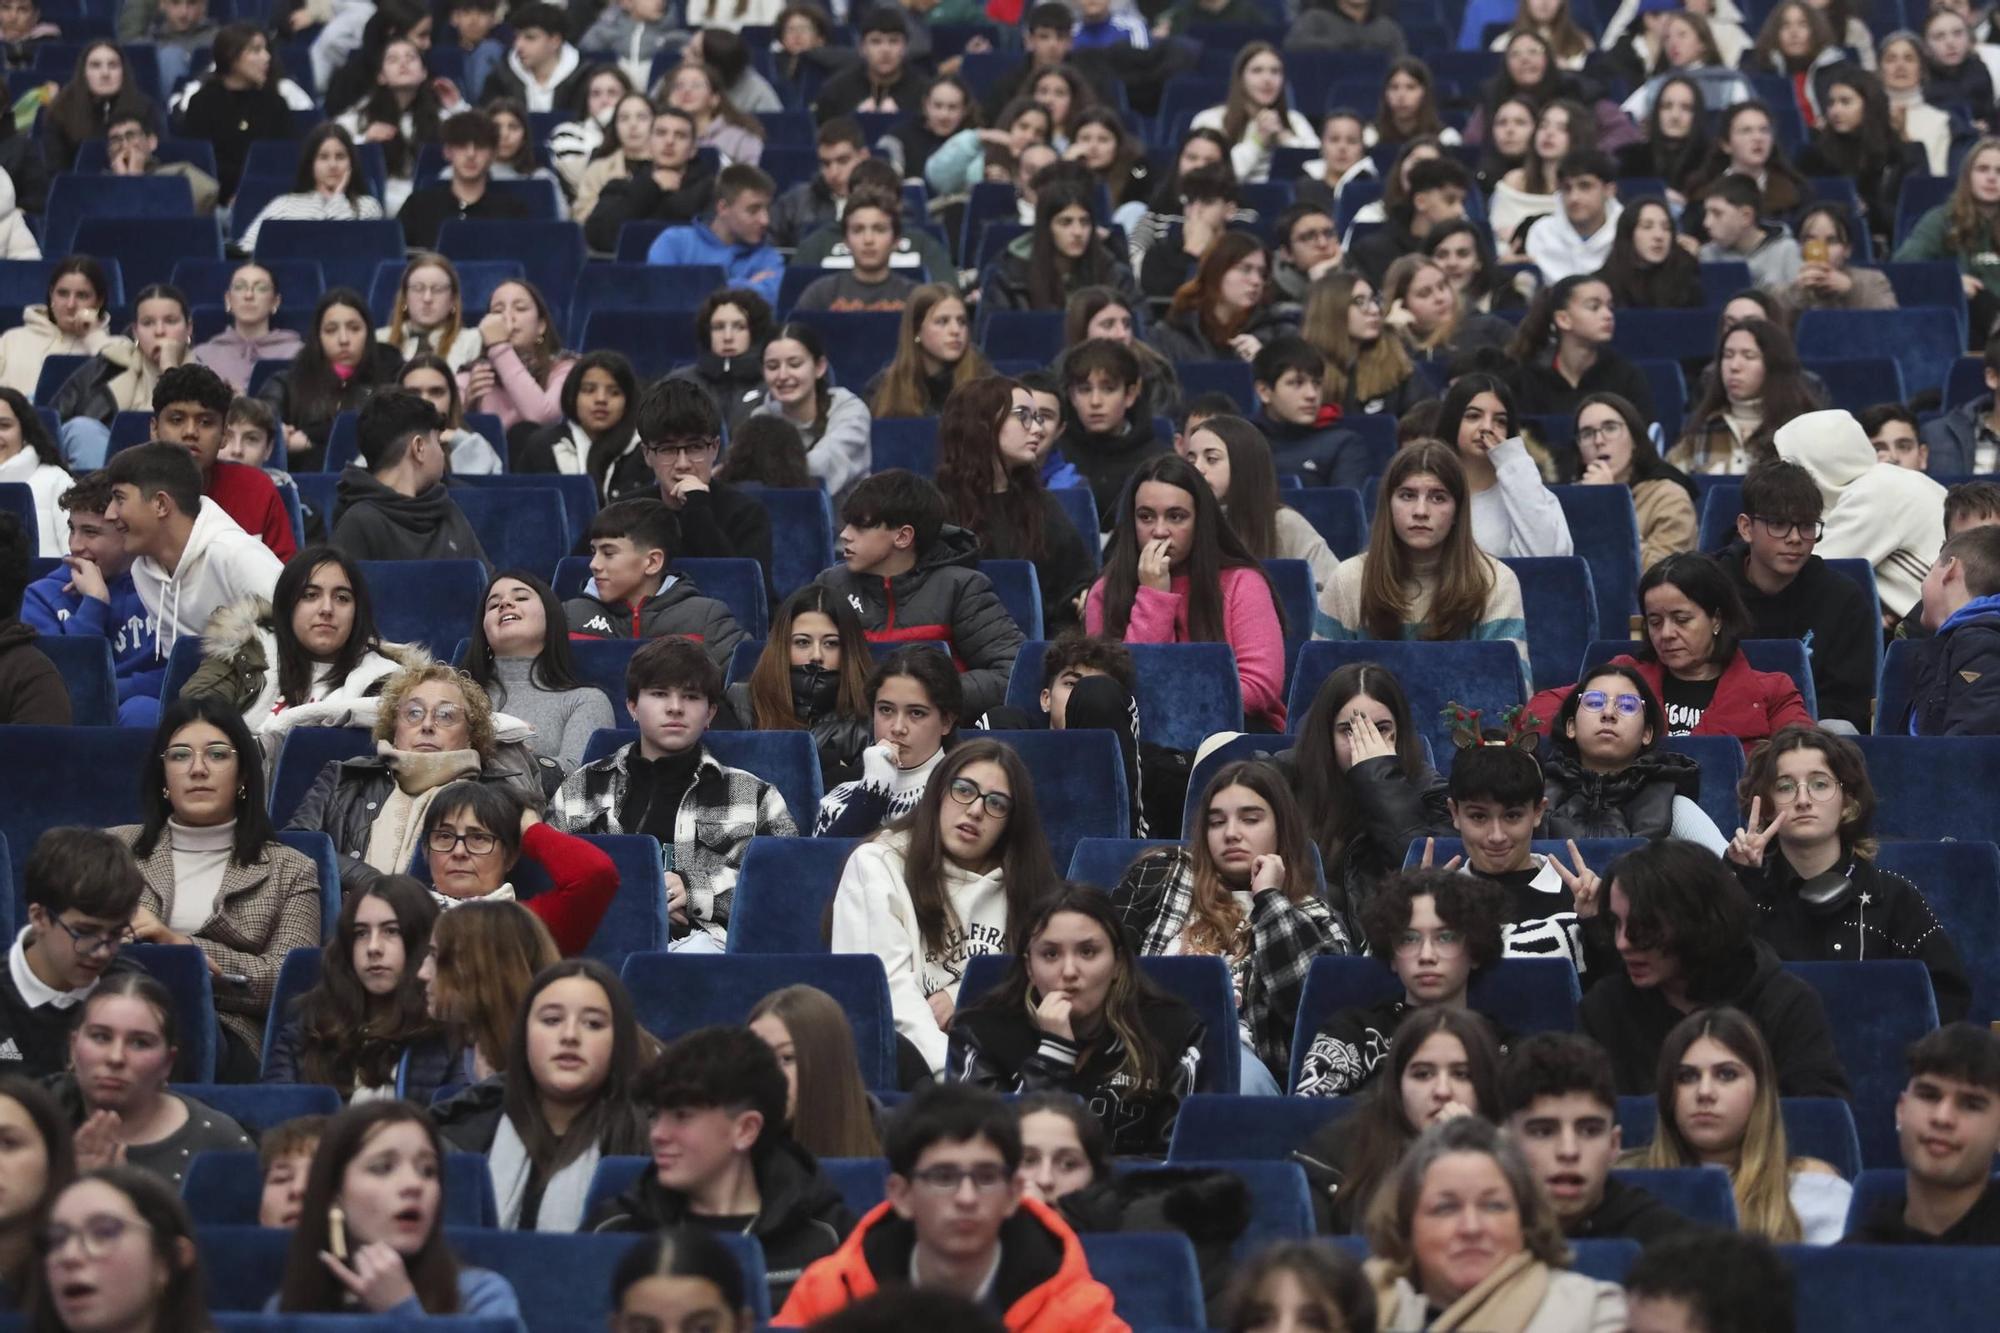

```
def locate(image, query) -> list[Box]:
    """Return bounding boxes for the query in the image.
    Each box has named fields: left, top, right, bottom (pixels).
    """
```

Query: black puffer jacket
left=1272, top=748, right=1449, bottom=926
left=260, top=1013, right=457, bottom=1105
left=946, top=992, right=1204, bottom=1157
left=812, top=525, right=1025, bottom=721
left=724, top=668, right=871, bottom=787
left=283, top=752, right=562, bottom=897
left=585, top=1135, right=854, bottom=1307
left=1147, top=302, right=1299, bottom=364
left=1541, top=748, right=1703, bottom=841
left=1059, top=1167, right=1250, bottom=1324
left=668, top=352, right=764, bottom=430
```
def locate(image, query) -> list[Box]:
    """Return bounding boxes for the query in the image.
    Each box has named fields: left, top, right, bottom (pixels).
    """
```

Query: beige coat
left=572, top=152, right=632, bottom=225
left=0, top=305, right=111, bottom=397
left=1632, top=477, right=1697, bottom=571
left=112, top=825, right=324, bottom=1054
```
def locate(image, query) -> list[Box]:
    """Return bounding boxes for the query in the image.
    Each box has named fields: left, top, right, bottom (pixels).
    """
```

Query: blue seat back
left=758, top=487, right=836, bottom=598
left=1876, top=840, right=2000, bottom=1024
left=1288, top=953, right=1583, bottom=1091
left=355, top=559, right=487, bottom=654
left=125, top=943, right=218, bottom=1083
left=45, top=173, right=199, bottom=255
left=273, top=831, right=341, bottom=941
left=1618, top=1094, right=1862, bottom=1181
left=621, top=951, right=898, bottom=1089
left=959, top=951, right=1239, bottom=1092
left=1167, top=1093, right=1353, bottom=1161
left=578, top=308, right=703, bottom=377
left=1286, top=487, right=1368, bottom=558
left=1875, top=637, right=1919, bottom=736
left=1611, top=1166, right=1738, bottom=1227
left=0, top=482, right=33, bottom=550
left=1802, top=356, right=1907, bottom=414
left=870, top=416, right=939, bottom=475
left=1288, top=640, right=1525, bottom=759
left=436, top=220, right=587, bottom=319
left=980, top=559, right=1043, bottom=638
left=1786, top=960, right=1938, bottom=1168
left=455, top=474, right=597, bottom=562
left=1003, top=640, right=1243, bottom=752
left=1504, top=556, right=1600, bottom=694
left=1079, top=1233, right=1206, bottom=1329
left=512, top=833, right=669, bottom=972
left=1264, top=558, right=1313, bottom=692
left=1050, top=488, right=1102, bottom=558
left=974, top=730, right=1130, bottom=867
left=0, top=727, right=151, bottom=907
left=32, top=634, right=118, bottom=725
left=724, top=836, right=860, bottom=954
left=1787, top=1240, right=2000, bottom=1328
left=1551, top=485, right=1643, bottom=638
left=1125, top=1159, right=1312, bottom=1255
left=1797, top=308, right=1962, bottom=419
left=786, top=310, right=901, bottom=395
left=1174, top=359, right=1256, bottom=412
left=1854, top=736, right=2000, bottom=841
left=677, top=557, right=773, bottom=642
left=1697, top=480, right=1742, bottom=550
left=254, top=220, right=404, bottom=291
left=450, top=485, right=570, bottom=578
left=266, top=726, right=373, bottom=826
left=74, top=217, right=222, bottom=291
left=32, top=353, right=90, bottom=407
left=1065, top=837, right=1176, bottom=889
left=449, top=1227, right=770, bottom=1327
left=173, top=1084, right=341, bottom=1143
left=1658, top=734, right=1747, bottom=832
left=258, top=947, right=323, bottom=1075
left=819, top=1156, right=890, bottom=1216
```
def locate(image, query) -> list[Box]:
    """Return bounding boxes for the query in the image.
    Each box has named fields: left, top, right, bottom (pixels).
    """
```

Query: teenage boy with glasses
left=637, top=378, right=772, bottom=577
left=778, top=1084, right=1123, bottom=1330
left=1715, top=457, right=1876, bottom=730
left=0, top=829, right=144, bottom=1077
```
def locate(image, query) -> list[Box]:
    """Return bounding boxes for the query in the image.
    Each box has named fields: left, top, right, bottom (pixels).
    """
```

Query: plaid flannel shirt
left=1111, top=846, right=1351, bottom=1075
left=548, top=743, right=798, bottom=942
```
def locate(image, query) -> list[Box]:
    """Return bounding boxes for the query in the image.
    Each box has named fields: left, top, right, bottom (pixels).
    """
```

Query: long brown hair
left=1383, top=255, right=1466, bottom=353
left=1168, top=230, right=1264, bottom=353
left=1290, top=663, right=1431, bottom=868
left=1377, top=57, right=1446, bottom=141
left=1221, top=42, right=1294, bottom=144
left=935, top=373, right=1043, bottom=555
left=1193, top=414, right=1282, bottom=560
left=427, top=901, right=559, bottom=1076
left=965, top=886, right=1178, bottom=1095
left=488, top=279, right=566, bottom=384
left=1302, top=271, right=1413, bottom=406
left=870, top=285, right=988, bottom=419
left=1185, top=761, right=1318, bottom=956
left=745, top=585, right=874, bottom=733
left=1359, top=441, right=1494, bottom=641
left=882, top=738, right=1059, bottom=959
left=1946, top=137, right=2000, bottom=254
left=747, top=985, right=882, bottom=1158
left=499, top=960, right=650, bottom=1180
left=1097, top=452, right=1278, bottom=644
left=278, top=1103, right=462, bottom=1313
left=385, top=252, right=465, bottom=354
left=1672, top=318, right=1816, bottom=471
left=295, top=875, right=441, bottom=1093
left=1636, top=1007, right=1804, bottom=1242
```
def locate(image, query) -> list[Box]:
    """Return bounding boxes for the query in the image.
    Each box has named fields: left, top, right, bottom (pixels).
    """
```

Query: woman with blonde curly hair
left=1629, top=1006, right=1850, bottom=1244
left=283, top=661, right=565, bottom=897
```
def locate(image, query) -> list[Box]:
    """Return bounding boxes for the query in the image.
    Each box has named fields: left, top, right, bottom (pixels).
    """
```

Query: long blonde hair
left=747, top=985, right=882, bottom=1158
left=427, top=902, right=559, bottom=1076
left=1302, top=271, right=1413, bottom=406
left=1946, top=137, right=2000, bottom=255
left=1634, top=1007, right=1807, bottom=1242
left=870, top=286, right=989, bottom=419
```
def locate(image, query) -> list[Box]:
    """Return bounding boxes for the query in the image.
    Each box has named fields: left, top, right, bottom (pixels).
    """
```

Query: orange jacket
left=774, top=1194, right=1129, bottom=1333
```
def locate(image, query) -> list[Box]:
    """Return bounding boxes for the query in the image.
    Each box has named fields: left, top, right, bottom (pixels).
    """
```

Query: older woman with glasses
left=112, top=696, right=322, bottom=1082
left=284, top=662, right=565, bottom=899
left=416, top=780, right=616, bottom=956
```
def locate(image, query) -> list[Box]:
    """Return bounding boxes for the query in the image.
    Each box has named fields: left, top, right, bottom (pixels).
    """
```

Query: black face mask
left=791, top=663, right=839, bottom=718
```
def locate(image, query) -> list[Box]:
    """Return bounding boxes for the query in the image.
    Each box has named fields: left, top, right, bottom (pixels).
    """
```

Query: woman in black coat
left=177, top=22, right=292, bottom=199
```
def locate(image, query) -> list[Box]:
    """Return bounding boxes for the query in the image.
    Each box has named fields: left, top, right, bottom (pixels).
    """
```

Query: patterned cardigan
left=112, top=826, right=323, bottom=1054
left=548, top=742, right=798, bottom=943
left=1109, top=845, right=1351, bottom=1078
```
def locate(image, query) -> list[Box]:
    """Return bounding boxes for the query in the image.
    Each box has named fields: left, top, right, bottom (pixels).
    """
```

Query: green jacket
left=1893, top=203, right=2000, bottom=298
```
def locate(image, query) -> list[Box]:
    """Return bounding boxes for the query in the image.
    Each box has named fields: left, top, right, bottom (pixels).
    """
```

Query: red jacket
left=1527, top=651, right=1811, bottom=755
left=516, top=821, right=618, bottom=955
left=207, top=461, right=296, bottom=562
left=776, top=1195, right=1128, bottom=1333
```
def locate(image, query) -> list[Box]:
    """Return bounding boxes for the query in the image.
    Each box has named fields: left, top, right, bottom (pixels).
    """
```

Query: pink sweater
left=460, top=342, right=576, bottom=435
left=1084, top=565, right=1288, bottom=731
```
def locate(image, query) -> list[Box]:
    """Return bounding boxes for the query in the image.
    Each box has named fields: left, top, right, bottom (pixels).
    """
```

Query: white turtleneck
left=167, top=818, right=236, bottom=933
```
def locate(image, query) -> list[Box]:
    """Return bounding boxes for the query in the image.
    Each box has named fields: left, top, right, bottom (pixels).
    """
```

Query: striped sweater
left=1312, top=552, right=1529, bottom=669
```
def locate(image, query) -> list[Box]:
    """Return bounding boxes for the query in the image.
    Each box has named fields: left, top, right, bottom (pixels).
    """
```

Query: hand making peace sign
left=1551, top=839, right=1602, bottom=919
left=1727, top=796, right=1790, bottom=868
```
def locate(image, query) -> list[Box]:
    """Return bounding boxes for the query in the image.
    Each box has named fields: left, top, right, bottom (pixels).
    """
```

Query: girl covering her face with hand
left=1084, top=452, right=1290, bottom=731
left=811, top=645, right=960, bottom=838
left=1430, top=369, right=1576, bottom=555
left=1572, top=390, right=1699, bottom=569
left=951, top=887, right=1206, bottom=1156
left=462, top=279, right=576, bottom=438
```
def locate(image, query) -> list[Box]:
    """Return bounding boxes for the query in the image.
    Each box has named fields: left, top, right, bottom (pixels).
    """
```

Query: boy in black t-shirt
left=1847, top=1024, right=2000, bottom=1245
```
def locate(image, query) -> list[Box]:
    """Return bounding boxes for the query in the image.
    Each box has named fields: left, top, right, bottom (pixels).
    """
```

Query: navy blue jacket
left=1907, top=593, right=2000, bottom=735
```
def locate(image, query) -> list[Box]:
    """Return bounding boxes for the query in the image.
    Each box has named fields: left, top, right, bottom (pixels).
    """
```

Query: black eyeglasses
left=947, top=777, right=1013, bottom=819
left=1752, top=516, right=1824, bottom=541
left=49, top=918, right=137, bottom=958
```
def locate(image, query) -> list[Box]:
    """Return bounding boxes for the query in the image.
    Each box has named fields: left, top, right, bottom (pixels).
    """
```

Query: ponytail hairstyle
left=1506, top=273, right=1609, bottom=361
left=1097, top=452, right=1278, bottom=643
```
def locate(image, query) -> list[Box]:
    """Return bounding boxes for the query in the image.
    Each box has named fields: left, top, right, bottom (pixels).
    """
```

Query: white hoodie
left=132, top=498, right=283, bottom=662
left=505, top=43, right=580, bottom=114
left=0, top=170, right=37, bottom=263
left=830, top=827, right=1011, bottom=1074
left=0, top=446, right=70, bottom=558
left=1525, top=197, right=1623, bottom=285
left=1773, top=409, right=1946, bottom=620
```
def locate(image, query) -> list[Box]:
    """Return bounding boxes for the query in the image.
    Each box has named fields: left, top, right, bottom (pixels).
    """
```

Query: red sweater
left=517, top=821, right=618, bottom=955
left=1527, top=651, right=1812, bottom=755
left=207, top=461, right=297, bottom=562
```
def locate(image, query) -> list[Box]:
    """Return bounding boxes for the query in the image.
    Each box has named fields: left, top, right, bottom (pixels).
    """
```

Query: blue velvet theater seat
left=560, top=644, right=644, bottom=728
left=1853, top=736, right=2000, bottom=842
left=1287, top=640, right=1525, bottom=760
left=1285, top=487, right=1369, bottom=559
left=960, top=952, right=1238, bottom=1093
left=1610, top=1167, right=1738, bottom=1228
left=1286, top=954, right=1584, bottom=1092
left=1786, top=960, right=1938, bottom=1168
left=1080, top=1233, right=1205, bottom=1329
left=504, top=833, right=668, bottom=973
left=1876, top=840, right=2000, bottom=1024
left=723, top=836, right=860, bottom=954
left=32, top=634, right=118, bottom=725
left=273, top=831, right=341, bottom=942
left=254, top=220, right=404, bottom=293
left=1796, top=308, right=1962, bottom=421
left=0, top=726, right=150, bottom=908
left=1503, top=557, right=1599, bottom=694
left=455, top=474, right=595, bottom=544
left=1264, top=558, right=1313, bottom=692
left=1550, top=485, right=1642, bottom=639
left=1167, top=1094, right=1353, bottom=1162
left=1658, top=734, right=1746, bottom=833
left=819, top=1156, right=890, bottom=1216
left=1839, top=1168, right=2000, bottom=1235
left=1065, top=837, right=1177, bottom=889
left=971, top=730, right=1130, bottom=868
left=436, top=220, right=587, bottom=320
left=1785, top=1242, right=2000, bottom=1329
left=158, top=634, right=208, bottom=708
left=621, top=951, right=898, bottom=1089
left=1121, top=1159, right=1312, bottom=1255
left=266, top=726, right=374, bottom=826
left=355, top=560, right=487, bottom=655
left=1001, top=643, right=1243, bottom=753
left=1050, top=488, right=1102, bottom=559
left=870, top=416, right=939, bottom=476
left=980, top=559, right=1044, bottom=638
left=172, top=1084, right=340, bottom=1137
left=1619, top=1095, right=1862, bottom=1181
left=124, top=943, right=217, bottom=1083
left=450, top=486, right=569, bottom=580
left=258, top=948, right=321, bottom=1075
left=759, top=487, right=837, bottom=598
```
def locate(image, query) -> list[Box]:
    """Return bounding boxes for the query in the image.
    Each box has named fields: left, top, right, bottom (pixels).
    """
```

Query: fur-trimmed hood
left=184, top=595, right=427, bottom=738
left=197, top=595, right=426, bottom=670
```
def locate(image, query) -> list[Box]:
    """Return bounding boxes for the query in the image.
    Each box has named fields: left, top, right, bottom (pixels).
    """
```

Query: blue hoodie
left=645, top=220, right=783, bottom=306
left=20, top=567, right=163, bottom=704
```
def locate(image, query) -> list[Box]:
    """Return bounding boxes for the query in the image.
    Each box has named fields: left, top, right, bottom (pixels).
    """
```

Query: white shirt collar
left=9, top=927, right=93, bottom=1011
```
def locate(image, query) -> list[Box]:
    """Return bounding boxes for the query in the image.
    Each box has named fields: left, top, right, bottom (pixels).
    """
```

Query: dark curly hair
left=1358, top=868, right=1506, bottom=969
left=1737, top=724, right=1878, bottom=860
